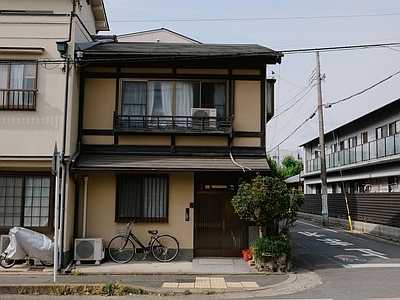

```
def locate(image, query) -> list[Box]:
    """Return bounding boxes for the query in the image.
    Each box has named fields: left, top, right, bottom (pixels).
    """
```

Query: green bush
left=250, top=235, right=292, bottom=259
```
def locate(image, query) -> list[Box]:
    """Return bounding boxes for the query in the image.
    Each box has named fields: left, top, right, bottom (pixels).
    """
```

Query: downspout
left=82, top=176, right=88, bottom=238
left=59, top=12, right=74, bottom=270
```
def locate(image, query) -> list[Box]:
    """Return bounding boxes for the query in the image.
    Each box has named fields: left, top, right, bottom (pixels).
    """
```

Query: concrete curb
left=0, top=271, right=322, bottom=297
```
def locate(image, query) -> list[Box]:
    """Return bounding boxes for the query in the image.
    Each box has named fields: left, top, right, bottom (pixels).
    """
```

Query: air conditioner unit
left=191, top=108, right=217, bottom=129
left=0, top=235, right=10, bottom=254
left=74, top=238, right=104, bottom=265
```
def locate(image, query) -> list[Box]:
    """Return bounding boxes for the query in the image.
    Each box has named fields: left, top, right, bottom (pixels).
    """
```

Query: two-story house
left=0, top=0, right=108, bottom=264
left=1, top=0, right=283, bottom=264
left=69, top=38, right=283, bottom=260
left=300, top=98, right=400, bottom=228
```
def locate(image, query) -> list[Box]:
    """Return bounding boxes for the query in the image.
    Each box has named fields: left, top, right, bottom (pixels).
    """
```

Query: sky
left=99, top=0, right=400, bottom=153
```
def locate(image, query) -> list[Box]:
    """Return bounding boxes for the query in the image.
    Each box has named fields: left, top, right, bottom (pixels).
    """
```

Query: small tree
left=232, top=173, right=305, bottom=271
left=232, top=173, right=303, bottom=238
left=266, top=155, right=303, bottom=180
left=279, top=156, right=303, bottom=180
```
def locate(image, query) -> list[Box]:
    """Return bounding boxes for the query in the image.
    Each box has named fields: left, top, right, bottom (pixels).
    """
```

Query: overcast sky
left=99, top=0, right=400, bottom=152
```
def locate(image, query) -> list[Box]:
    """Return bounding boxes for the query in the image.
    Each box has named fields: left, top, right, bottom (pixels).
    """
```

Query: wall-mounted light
left=56, top=41, right=68, bottom=57
left=75, top=51, right=84, bottom=60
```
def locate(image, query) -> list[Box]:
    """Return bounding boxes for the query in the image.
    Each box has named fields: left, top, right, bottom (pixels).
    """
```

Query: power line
left=281, top=42, right=400, bottom=54
left=267, top=68, right=400, bottom=152
left=107, top=13, right=400, bottom=24
left=267, top=109, right=317, bottom=154
left=325, top=69, right=400, bottom=107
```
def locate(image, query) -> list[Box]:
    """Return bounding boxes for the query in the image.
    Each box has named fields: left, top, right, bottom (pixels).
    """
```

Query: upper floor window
left=389, top=122, right=396, bottom=136
left=361, top=132, right=368, bottom=144
left=376, top=125, right=388, bottom=139
left=0, top=175, right=52, bottom=229
left=0, top=61, right=37, bottom=110
left=348, top=136, right=357, bottom=148
left=120, top=80, right=226, bottom=127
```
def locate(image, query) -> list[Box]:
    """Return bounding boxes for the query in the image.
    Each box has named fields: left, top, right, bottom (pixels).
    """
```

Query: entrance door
left=194, top=191, right=245, bottom=257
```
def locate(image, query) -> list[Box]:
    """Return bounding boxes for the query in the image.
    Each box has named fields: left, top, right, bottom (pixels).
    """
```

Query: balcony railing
left=114, top=112, right=233, bottom=136
left=306, top=133, right=400, bottom=172
left=0, top=89, right=36, bottom=110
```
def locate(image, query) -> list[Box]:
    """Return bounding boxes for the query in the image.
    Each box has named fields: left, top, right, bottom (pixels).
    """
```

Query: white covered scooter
left=0, top=227, right=53, bottom=268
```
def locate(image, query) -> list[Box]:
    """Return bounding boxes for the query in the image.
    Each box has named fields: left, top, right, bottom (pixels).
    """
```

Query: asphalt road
left=267, top=220, right=400, bottom=299
left=2, top=220, right=400, bottom=300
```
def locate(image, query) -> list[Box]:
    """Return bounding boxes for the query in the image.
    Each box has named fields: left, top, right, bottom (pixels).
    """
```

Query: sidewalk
left=0, top=258, right=321, bottom=298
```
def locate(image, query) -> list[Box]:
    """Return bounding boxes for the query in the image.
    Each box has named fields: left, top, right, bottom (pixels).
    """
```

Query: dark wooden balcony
left=114, top=112, right=233, bottom=136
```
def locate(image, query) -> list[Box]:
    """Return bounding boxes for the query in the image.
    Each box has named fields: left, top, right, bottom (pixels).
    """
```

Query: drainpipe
left=82, top=176, right=88, bottom=238
left=56, top=12, right=74, bottom=270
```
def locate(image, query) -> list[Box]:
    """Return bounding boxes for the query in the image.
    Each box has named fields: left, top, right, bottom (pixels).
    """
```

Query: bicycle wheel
left=108, top=236, right=135, bottom=263
left=0, top=256, right=15, bottom=269
left=40, top=259, right=54, bottom=266
left=151, top=234, right=179, bottom=262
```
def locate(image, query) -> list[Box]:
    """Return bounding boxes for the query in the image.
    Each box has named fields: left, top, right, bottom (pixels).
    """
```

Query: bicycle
left=0, top=251, right=53, bottom=269
left=107, top=221, right=179, bottom=263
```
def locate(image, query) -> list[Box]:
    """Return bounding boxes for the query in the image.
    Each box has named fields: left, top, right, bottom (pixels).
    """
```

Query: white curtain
left=122, top=82, right=146, bottom=127
left=122, top=82, right=146, bottom=115
left=176, top=82, right=194, bottom=127
left=213, top=83, right=225, bottom=116
left=0, top=64, right=8, bottom=105
left=143, top=177, right=167, bottom=219
left=148, top=81, right=172, bottom=125
left=10, top=64, right=24, bottom=105
left=161, top=82, right=172, bottom=124
left=148, top=82, right=155, bottom=118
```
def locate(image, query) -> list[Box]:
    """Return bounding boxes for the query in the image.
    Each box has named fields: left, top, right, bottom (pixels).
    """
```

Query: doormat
left=198, top=259, right=234, bottom=265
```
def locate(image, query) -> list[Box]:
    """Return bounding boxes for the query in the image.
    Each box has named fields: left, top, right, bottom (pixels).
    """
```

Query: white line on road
left=297, top=220, right=320, bottom=227
left=344, top=263, right=400, bottom=268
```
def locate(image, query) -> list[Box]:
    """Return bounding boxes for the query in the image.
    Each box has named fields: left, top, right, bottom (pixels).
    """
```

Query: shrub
left=250, top=235, right=292, bottom=259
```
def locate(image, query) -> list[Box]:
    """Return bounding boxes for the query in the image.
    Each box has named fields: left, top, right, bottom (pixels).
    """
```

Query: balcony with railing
left=113, top=112, right=233, bottom=136
left=306, top=133, right=400, bottom=172
left=0, top=89, right=36, bottom=110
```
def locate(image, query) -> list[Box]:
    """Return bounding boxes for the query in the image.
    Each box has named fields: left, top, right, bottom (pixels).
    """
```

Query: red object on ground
left=242, top=249, right=252, bottom=261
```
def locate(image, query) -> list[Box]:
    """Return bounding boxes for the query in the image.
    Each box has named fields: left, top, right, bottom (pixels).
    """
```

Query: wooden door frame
left=194, top=189, right=246, bottom=257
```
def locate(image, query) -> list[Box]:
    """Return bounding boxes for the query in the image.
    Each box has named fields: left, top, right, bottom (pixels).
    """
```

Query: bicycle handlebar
left=126, top=221, right=136, bottom=229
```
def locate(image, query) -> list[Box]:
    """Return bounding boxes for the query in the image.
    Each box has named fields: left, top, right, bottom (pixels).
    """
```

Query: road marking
left=317, top=238, right=354, bottom=246
left=298, top=231, right=325, bottom=237
left=344, top=263, right=400, bottom=268
left=162, top=277, right=259, bottom=289
left=345, top=248, right=389, bottom=259
left=297, top=220, right=320, bottom=227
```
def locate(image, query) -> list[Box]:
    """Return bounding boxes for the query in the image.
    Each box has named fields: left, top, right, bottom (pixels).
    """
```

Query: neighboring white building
left=117, top=28, right=201, bottom=44
left=268, top=148, right=302, bottom=167
left=0, top=0, right=109, bottom=265
left=301, top=98, right=400, bottom=194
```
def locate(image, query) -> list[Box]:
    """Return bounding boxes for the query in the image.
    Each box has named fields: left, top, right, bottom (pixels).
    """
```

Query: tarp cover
left=4, top=227, right=53, bottom=261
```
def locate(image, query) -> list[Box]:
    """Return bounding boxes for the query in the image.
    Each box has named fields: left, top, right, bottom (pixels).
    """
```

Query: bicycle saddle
left=148, top=230, right=158, bottom=235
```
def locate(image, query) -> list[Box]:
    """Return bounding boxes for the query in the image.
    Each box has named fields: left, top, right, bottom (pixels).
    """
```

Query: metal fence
left=301, top=193, right=400, bottom=228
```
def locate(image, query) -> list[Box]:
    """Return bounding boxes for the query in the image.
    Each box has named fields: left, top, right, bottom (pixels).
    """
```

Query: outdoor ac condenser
left=191, top=108, right=217, bottom=129
left=74, top=238, right=104, bottom=265
left=0, top=235, right=10, bottom=254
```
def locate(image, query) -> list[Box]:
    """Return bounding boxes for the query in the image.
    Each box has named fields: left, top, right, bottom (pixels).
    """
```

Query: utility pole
left=315, top=51, right=329, bottom=227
